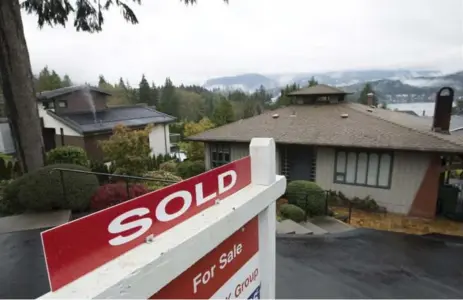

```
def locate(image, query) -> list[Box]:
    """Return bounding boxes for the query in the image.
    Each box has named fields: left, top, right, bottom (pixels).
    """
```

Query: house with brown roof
left=188, top=85, right=463, bottom=218
left=37, top=85, right=176, bottom=161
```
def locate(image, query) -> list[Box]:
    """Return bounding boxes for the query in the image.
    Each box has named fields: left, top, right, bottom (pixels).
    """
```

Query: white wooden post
left=250, top=138, right=277, bottom=299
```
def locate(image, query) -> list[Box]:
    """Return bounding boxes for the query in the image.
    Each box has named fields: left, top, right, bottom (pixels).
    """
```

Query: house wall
left=316, top=147, right=439, bottom=216
left=0, top=122, right=14, bottom=154
left=204, top=141, right=281, bottom=173
left=149, top=124, right=171, bottom=157
left=53, top=91, right=108, bottom=114
left=38, top=105, right=82, bottom=137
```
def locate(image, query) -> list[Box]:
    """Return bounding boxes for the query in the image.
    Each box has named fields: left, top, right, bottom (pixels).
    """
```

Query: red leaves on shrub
left=91, top=183, right=149, bottom=211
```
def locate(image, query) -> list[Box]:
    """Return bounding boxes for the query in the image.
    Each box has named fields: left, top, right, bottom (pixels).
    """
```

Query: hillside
left=203, top=69, right=463, bottom=103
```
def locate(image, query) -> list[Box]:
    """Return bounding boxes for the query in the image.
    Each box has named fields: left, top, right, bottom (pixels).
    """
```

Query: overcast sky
left=22, top=0, right=463, bottom=85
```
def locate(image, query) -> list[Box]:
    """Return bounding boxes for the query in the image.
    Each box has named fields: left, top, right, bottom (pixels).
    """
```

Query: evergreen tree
left=308, top=76, right=318, bottom=87
left=149, top=82, right=159, bottom=108
left=138, top=74, right=151, bottom=104
left=212, top=99, right=234, bottom=126
left=358, top=83, right=378, bottom=106
left=159, top=77, right=179, bottom=117
left=98, top=75, right=108, bottom=88
left=36, top=66, right=63, bottom=91
left=62, top=74, right=72, bottom=87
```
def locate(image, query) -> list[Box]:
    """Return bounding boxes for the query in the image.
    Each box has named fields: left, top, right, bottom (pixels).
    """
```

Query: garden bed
left=332, top=206, right=463, bottom=236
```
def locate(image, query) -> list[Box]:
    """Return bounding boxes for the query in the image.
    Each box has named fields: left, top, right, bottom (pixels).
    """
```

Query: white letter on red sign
left=218, top=170, right=237, bottom=194
left=108, top=208, right=152, bottom=246
left=156, top=190, right=192, bottom=222
left=195, top=182, right=217, bottom=206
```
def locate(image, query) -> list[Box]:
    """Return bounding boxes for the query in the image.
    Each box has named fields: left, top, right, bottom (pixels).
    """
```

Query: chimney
left=367, top=92, right=374, bottom=107
left=422, top=110, right=425, bottom=116
left=432, top=87, right=454, bottom=134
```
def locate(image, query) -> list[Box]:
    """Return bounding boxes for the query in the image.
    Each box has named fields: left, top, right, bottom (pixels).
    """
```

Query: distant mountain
left=203, top=73, right=278, bottom=92
left=203, top=69, right=463, bottom=103
left=203, top=69, right=443, bottom=93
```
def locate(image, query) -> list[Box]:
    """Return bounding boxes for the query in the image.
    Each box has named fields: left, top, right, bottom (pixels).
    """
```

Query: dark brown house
left=38, top=85, right=176, bottom=161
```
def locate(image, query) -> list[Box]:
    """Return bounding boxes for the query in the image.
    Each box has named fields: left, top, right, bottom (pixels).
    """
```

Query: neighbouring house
left=188, top=84, right=463, bottom=218
left=0, top=118, right=15, bottom=154
left=36, top=85, right=176, bottom=161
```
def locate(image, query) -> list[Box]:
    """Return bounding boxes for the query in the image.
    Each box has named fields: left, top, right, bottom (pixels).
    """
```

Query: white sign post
left=39, top=137, right=286, bottom=299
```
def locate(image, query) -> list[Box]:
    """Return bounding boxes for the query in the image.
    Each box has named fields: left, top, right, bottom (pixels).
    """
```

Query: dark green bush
left=89, top=160, right=110, bottom=184
left=280, top=203, right=306, bottom=223
left=156, top=154, right=165, bottom=166
left=176, top=160, right=205, bottom=179
left=0, top=158, right=8, bottom=180
left=286, top=180, right=326, bottom=217
left=46, top=146, right=89, bottom=167
left=2, top=164, right=99, bottom=214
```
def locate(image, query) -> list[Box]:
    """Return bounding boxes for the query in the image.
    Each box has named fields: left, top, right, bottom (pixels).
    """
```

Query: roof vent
left=272, top=113, right=279, bottom=119
left=341, top=113, right=348, bottom=118
left=367, top=108, right=373, bottom=113
left=290, top=110, right=296, bottom=117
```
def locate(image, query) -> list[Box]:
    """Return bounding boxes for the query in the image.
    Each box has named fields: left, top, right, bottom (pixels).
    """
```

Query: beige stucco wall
left=315, top=147, right=432, bottom=214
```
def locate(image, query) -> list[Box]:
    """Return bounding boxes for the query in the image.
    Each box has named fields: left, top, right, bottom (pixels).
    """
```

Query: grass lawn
left=332, top=206, right=463, bottom=236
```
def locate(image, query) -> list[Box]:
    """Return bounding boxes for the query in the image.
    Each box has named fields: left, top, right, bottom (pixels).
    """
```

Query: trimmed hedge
left=280, top=204, right=306, bottom=223
left=47, top=146, right=89, bottom=167
left=286, top=180, right=326, bottom=217
left=176, top=160, right=205, bottom=179
left=1, top=164, right=99, bottom=214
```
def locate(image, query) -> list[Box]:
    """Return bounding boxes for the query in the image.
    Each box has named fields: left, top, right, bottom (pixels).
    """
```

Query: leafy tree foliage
left=179, top=118, right=215, bottom=160
left=99, top=124, right=152, bottom=176
left=212, top=98, right=234, bottom=126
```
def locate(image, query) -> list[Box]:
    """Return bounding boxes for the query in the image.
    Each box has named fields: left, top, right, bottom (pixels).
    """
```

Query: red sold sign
left=41, top=157, right=251, bottom=291
left=151, top=217, right=259, bottom=299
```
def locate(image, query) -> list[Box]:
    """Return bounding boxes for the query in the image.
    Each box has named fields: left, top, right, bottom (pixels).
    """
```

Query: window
left=210, top=143, right=231, bottom=168
left=334, top=150, right=393, bottom=188
left=43, top=101, right=54, bottom=109
left=58, top=100, right=67, bottom=108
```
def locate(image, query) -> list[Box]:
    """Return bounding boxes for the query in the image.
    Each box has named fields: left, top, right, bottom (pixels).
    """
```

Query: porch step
left=276, top=219, right=313, bottom=235
left=300, top=221, right=328, bottom=235
left=307, top=216, right=353, bottom=234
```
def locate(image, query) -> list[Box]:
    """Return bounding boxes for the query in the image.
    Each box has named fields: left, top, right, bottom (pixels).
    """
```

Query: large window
left=334, top=150, right=393, bottom=188
left=210, top=143, right=231, bottom=168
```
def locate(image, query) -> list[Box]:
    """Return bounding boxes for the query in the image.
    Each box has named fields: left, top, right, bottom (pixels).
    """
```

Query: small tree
left=179, top=118, right=215, bottom=161
left=99, top=124, right=152, bottom=175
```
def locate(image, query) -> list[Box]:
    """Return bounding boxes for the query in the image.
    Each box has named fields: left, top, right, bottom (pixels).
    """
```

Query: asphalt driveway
left=1, top=228, right=463, bottom=298
left=276, top=229, right=463, bottom=299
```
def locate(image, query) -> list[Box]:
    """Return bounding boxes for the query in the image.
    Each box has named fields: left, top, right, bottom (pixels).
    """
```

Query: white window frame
left=334, top=149, right=393, bottom=189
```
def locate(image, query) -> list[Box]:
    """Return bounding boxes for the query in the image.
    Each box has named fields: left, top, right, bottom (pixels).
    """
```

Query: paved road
left=1, top=228, right=463, bottom=298
left=276, top=229, right=463, bottom=299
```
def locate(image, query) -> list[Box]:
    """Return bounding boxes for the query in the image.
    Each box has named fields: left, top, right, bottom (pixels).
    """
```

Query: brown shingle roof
left=287, top=84, right=349, bottom=96
left=188, top=102, right=463, bottom=153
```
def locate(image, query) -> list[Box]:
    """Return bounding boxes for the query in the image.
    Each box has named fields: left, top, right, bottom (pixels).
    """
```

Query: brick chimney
left=432, top=87, right=454, bottom=134
left=367, top=92, right=374, bottom=106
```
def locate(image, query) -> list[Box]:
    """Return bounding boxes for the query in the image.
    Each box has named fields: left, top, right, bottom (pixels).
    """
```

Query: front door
left=281, top=145, right=315, bottom=181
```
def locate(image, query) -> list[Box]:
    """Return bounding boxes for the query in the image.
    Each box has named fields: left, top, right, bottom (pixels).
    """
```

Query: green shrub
left=176, top=160, right=205, bottom=179
left=2, top=164, right=99, bottom=214
left=159, top=160, right=177, bottom=173
left=286, top=180, right=326, bottom=217
left=89, top=160, right=110, bottom=184
left=156, top=154, right=165, bottom=166
left=144, top=170, right=182, bottom=191
left=280, top=204, right=306, bottom=223
left=47, top=146, right=89, bottom=167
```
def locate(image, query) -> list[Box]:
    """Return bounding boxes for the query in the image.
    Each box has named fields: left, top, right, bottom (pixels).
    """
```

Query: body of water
left=388, top=102, right=437, bottom=117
